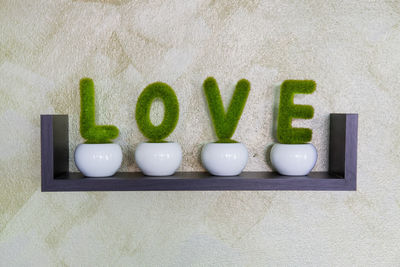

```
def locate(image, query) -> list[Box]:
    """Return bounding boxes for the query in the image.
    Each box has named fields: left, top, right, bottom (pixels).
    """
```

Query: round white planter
left=74, top=143, right=123, bottom=177
left=201, top=143, right=248, bottom=176
left=270, top=143, right=317, bottom=176
left=135, top=142, right=182, bottom=176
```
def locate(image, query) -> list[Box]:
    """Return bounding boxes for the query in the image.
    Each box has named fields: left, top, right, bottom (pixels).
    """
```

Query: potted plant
left=270, top=80, right=317, bottom=176
left=74, top=78, right=122, bottom=177
left=134, top=82, right=182, bottom=176
left=201, top=77, right=250, bottom=176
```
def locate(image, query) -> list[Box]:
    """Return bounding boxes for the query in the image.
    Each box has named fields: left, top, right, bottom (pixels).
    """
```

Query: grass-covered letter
left=79, top=78, right=119, bottom=144
left=277, top=80, right=316, bottom=144
left=203, top=77, right=250, bottom=143
left=135, top=82, right=179, bottom=142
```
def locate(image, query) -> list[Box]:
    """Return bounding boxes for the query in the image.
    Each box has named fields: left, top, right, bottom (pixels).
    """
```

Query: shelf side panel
left=345, top=114, right=358, bottom=189
left=41, top=115, right=69, bottom=191
left=329, top=114, right=346, bottom=177
left=53, top=115, right=69, bottom=177
left=41, top=115, right=54, bottom=190
left=329, top=113, right=358, bottom=190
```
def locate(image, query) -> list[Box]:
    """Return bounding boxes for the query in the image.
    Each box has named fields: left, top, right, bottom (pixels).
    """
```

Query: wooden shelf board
left=41, top=114, right=358, bottom=191
left=42, top=171, right=352, bottom=191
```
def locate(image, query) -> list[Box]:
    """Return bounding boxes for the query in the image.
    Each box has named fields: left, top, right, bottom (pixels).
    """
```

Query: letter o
left=135, top=82, right=179, bottom=142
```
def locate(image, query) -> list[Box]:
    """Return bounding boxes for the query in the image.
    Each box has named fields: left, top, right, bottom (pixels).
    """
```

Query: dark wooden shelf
left=41, top=114, right=358, bottom=191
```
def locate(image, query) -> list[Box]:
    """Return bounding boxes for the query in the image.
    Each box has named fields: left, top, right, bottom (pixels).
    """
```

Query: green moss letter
left=80, top=78, right=119, bottom=144
left=203, top=77, right=250, bottom=143
left=135, top=82, right=179, bottom=142
left=277, top=80, right=316, bottom=144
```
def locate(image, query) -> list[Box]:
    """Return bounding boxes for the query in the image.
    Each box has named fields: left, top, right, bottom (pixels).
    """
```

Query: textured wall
left=1, top=0, right=400, bottom=265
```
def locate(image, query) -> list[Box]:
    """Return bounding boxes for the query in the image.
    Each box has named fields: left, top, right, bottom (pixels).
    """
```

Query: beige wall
left=1, top=0, right=400, bottom=265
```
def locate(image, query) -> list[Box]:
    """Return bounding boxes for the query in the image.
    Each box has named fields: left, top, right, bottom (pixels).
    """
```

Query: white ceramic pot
left=201, top=143, right=248, bottom=176
left=270, top=143, right=317, bottom=176
left=74, top=143, right=123, bottom=177
left=135, top=142, right=182, bottom=176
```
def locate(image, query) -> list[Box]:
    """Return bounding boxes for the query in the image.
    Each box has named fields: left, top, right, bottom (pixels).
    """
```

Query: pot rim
left=273, top=143, right=314, bottom=146
left=137, top=141, right=181, bottom=146
left=77, top=143, right=120, bottom=146
left=204, top=142, right=246, bottom=145
left=139, top=141, right=179, bottom=143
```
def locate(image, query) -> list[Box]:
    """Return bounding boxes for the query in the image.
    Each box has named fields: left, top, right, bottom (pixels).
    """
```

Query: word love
left=79, top=77, right=316, bottom=144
